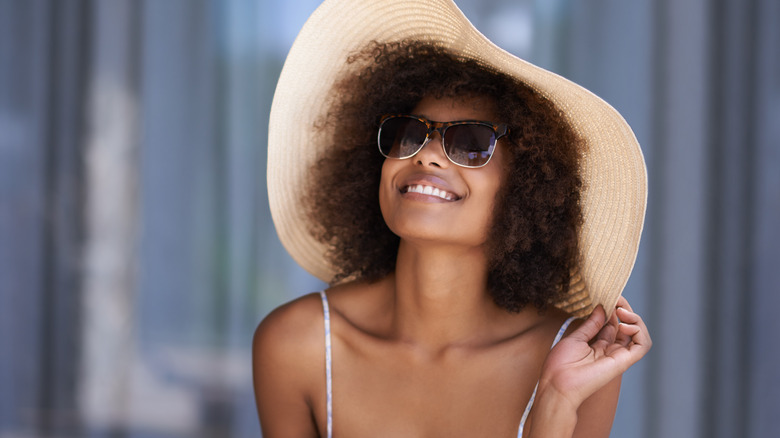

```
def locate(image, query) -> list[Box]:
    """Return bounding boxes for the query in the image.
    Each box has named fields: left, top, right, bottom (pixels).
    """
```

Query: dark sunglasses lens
left=443, top=124, right=496, bottom=167
left=379, top=117, right=428, bottom=158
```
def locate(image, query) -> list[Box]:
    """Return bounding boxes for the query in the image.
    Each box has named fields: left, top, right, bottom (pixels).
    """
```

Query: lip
left=398, top=173, right=463, bottom=202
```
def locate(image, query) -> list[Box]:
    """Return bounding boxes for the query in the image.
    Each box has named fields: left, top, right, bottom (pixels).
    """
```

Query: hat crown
left=268, top=0, right=647, bottom=316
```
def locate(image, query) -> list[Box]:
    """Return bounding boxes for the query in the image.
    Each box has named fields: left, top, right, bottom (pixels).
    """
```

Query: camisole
left=319, top=290, right=575, bottom=438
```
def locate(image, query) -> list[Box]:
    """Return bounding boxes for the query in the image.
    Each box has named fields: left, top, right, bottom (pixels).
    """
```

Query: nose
left=415, top=132, right=449, bottom=168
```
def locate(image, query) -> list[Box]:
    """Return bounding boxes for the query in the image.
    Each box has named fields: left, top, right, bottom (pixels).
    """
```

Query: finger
left=616, top=306, right=649, bottom=336
left=615, top=308, right=653, bottom=352
left=570, top=305, right=606, bottom=343
left=601, top=323, right=650, bottom=368
left=614, top=307, right=635, bottom=346
left=627, top=320, right=652, bottom=352
left=616, top=296, right=634, bottom=314
left=624, top=327, right=652, bottom=360
left=615, top=307, right=643, bottom=346
left=617, top=321, right=641, bottom=338
left=594, top=307, right=619, bottom=345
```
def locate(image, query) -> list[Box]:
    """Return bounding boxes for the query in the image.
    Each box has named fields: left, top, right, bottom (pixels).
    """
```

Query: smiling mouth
left=401, top=184, right=460, bottom=201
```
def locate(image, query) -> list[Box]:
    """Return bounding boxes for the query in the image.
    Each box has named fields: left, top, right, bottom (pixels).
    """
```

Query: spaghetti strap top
left=318, top=291, right=575, bottom=438
left=516, top=315, right=575, bottom=437
left=320, top=291, right=334, bottom=438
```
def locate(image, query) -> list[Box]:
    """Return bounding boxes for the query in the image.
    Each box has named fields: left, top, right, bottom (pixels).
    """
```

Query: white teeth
left=405, top=184, right=456, bottom=201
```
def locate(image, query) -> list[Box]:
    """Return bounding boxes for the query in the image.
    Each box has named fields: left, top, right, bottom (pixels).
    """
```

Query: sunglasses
left=377, top=114, right=509, bottom=168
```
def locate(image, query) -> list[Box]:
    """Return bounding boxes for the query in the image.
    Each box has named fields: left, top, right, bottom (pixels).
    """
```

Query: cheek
left=471, top=164, right=508, bottom=231
left=378, top=159, right=396, bottom=224
left=471, top=156, right=508, bottom=207
left=486, top=149, right=510, bottom=211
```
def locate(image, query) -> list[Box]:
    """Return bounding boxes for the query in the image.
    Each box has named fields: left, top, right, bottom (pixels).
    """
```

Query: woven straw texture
left=268, top=0, right=647, bottom=317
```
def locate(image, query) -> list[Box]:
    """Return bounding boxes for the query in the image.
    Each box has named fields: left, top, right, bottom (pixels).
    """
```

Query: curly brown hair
left=305, top=40, right=583, bottom=313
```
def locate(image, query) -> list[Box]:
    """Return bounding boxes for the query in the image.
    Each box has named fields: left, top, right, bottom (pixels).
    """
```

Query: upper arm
left=572, top=375, right=622, bottom=438
left=252, top=294, right=324, bottom=438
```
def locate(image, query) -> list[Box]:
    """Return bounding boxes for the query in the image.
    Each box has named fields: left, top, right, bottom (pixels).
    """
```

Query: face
left=378, top=95, right=509, bottom=249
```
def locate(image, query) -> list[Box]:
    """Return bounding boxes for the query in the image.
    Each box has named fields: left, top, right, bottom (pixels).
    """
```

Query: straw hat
left=268, top=0, right=647, bottom=317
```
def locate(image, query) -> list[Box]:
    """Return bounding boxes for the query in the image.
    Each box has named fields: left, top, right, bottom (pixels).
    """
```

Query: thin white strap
left=319, top=291, right=333, bottom=438
left=517, top=316, right=576, bottom=438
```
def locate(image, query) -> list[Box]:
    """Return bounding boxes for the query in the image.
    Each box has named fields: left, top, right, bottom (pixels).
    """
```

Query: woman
left=255, top=1, right=651, bottom=437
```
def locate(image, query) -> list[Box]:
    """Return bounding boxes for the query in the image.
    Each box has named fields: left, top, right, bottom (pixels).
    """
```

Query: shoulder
left=253, top=292, right=325, bottom=369
left=252, top=292, right=327, bottom=436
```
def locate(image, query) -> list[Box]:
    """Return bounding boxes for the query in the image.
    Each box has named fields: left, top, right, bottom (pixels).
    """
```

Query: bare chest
left=322, top=336, right=546, bottom=438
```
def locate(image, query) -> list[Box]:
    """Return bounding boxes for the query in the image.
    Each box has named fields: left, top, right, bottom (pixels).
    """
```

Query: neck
left=387, top=239, right=509, bottom=351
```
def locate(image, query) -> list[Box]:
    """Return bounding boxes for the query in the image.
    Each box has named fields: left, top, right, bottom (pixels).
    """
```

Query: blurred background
left=1, top=0, right=778, bottom=437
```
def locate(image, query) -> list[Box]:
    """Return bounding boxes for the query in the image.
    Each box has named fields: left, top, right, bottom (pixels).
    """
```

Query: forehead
left=411, top=95, right=499, bottom=122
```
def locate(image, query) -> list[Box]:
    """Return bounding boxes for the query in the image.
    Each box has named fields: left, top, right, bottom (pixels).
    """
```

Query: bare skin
left=253, top=96, right=651, bottom=437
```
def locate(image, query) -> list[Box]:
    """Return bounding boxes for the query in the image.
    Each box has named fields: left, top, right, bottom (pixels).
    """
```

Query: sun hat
left=267, top=0, right=647, bottom=317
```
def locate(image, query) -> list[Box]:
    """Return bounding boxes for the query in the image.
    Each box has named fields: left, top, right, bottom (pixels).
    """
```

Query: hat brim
left=268, top=0, right=647, bottom=317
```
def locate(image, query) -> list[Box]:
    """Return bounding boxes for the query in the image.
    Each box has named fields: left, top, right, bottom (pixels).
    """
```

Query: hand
left=537, top=296, right=652, bottom=411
